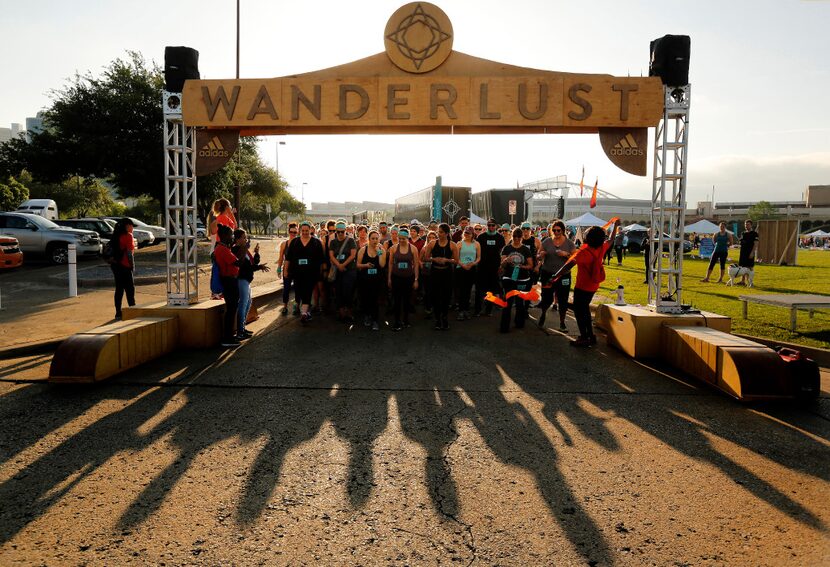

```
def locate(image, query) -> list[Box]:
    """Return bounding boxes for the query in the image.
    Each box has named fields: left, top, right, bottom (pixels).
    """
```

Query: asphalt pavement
left=1, top=302, right=828, bottom=565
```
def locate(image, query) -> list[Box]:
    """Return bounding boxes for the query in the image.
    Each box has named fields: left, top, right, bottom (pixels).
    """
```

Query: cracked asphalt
left=1, top=306, right=829, bottom=565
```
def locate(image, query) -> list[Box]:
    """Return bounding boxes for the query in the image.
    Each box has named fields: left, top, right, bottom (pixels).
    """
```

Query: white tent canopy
left=469, top=212, right=487, bottom=224
left=684, top=219, right=722, bottom=234
left=622, top=223, right=647, bottom=232
left=565, top=212, right=608, bottom=227
left=804, top=229, right=830, bottom=237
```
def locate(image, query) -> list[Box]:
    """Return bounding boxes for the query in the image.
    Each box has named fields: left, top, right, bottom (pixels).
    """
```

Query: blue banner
left=433, top=176, right=442, bottom=222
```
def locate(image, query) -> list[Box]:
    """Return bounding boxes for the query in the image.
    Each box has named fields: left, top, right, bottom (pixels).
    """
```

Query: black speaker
left=164, top=46, right=200, bottom=92
left=649, top=35, right=690, bottom=86
left=556, top=197, right=565, bottom=220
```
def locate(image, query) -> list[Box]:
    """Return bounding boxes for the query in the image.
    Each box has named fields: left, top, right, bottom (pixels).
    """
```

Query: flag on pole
left=589, top=178, right=598, bottom=209
left=579, top=166, right=585, bottom=196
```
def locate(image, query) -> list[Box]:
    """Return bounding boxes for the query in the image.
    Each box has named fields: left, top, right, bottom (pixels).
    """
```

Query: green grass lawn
left=593, top=249, right=830, bottom=350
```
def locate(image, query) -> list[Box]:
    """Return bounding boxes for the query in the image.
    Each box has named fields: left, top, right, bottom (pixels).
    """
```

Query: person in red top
left=110, top=218, right=136, bottom=319
left=213, top=223, right=241, bottom=348
left=550, top=220, right=620, bottom=347
left=208, top=198, right=237, bottom=299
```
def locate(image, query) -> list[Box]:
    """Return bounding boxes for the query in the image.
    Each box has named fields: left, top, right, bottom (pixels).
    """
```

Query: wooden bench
left=739, top=293, right=830, bottom=333
left=49, top=317, right=178, bottom=383
left=661, top=325, right=795, bottom=401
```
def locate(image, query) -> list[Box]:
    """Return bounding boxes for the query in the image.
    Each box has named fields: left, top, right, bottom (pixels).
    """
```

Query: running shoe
left=570, top=337, right=591, bottom=348
left=280, top=306, right=288, bottom=315
left=559, top=322, right=568, bottom=332
left=392, top=322, right=402, bottom=332
left=371, top=321, right=380, bottom=331
left=434, top=320, right=442, bottom=330
left=456, top=311, right=466, bottom=321
left=363, top=316, right=372, bottom=327
left=300, top=312, right=311, bottom=325
left=220, top=339, right=241, bottom=348
left=242, top=329, right=253, bottom=337
left=235, top=333, right=250, bottom=341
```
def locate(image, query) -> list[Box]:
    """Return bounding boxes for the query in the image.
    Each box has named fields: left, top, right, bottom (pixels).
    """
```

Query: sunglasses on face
left=336, top=230, right=345, bottom=234
left=289, top=230, right=298, bottom=235
left=552, top=228, right=562, bottom=233
left=474, top=227, right=482, bottom=231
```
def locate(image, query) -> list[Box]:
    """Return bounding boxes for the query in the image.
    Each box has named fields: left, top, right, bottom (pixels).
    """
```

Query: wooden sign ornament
left=183, top=3, right=662, bottom=175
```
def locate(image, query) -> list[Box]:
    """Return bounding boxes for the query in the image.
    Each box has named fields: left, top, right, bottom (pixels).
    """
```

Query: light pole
left=276, top=140, right=286, bottom=172
left=301, top=182, right=308, bottom=210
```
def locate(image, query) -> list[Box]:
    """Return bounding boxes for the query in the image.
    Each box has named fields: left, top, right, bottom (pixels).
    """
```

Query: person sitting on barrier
left=214, top=223, right=241, bottom=348
left=208, top=198, right=237, bottom=300
left=233, top=228, right=270, bottom=341
left=549, top=220, right=621, bottom=347
left=701, top=222, right=733, bottom=283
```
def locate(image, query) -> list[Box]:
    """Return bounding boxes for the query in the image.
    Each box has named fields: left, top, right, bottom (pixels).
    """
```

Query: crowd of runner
left=264, top=214, right=620, bottom=348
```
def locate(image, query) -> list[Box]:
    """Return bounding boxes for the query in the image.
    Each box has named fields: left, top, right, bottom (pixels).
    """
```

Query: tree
left=747, top=200, right=779, bottom=222
left=20, top=171, right=122, bottom=218
left=0, top=52, right=164, bottom=203
left=0, top=175, right=29, bottom=210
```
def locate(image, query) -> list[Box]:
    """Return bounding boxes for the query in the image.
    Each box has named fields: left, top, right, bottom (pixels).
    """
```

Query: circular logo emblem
left=384, top=3, right=453, bottom=73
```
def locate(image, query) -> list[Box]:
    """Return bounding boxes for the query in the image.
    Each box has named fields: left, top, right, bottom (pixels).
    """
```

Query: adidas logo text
left=611, top=133, right=643, bottom=156
left=199, top=136, right=230, bottom=158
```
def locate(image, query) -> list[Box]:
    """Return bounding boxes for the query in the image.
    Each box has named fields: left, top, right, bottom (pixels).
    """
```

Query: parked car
left=98, top=219, right=154, bottom=248
left=0, top=235, right=24, bottom=269
left=196, top=220, right=207, bottom=238
left=103, top=216, right=165, bottom=244
left=16, top=199, right=59, bottom=220
left=0, top=212, right=101, bottom=264
left=625, top=229, right=692, bottom=254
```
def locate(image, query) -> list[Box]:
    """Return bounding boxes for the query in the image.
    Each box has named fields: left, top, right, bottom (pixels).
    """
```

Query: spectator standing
left=739, top=219, right=760, bottom=285
left=110, top=218, right=136, bottom=320
left=233, top=229, right=269, bottom=340
left=214, top=224, right=241, bottom=347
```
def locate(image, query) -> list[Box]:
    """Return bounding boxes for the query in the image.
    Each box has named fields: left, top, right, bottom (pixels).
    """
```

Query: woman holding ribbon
left=537, top=220, right=576, bottom=331
left=498, top=228, right=534, bottom=333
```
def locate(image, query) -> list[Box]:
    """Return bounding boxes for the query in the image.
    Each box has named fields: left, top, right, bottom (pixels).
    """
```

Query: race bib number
left=367, top=268, right=378, bottom=275
left=397, top=262, right=409, bottom=270
left=561, top=276, right=571, bottom=286
left=298, top=259, right=308, bottom=266
left=337, top=254, right=345, bottom=260
left=487, top=240, right=496, bottom=246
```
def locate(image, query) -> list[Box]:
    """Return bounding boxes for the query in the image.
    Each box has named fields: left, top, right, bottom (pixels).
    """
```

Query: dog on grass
left=726, top=264, right=754, bottom=287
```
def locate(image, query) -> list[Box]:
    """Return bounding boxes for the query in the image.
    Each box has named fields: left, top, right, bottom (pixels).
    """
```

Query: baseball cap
left=335, top=221, right=347, bottom=230
left=521, top=221, right=532, bottom=229
left=487, top=218, right=497, bottom=225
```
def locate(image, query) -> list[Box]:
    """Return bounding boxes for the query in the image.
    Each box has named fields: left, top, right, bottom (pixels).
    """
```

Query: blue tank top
left=459, top=241, right=476, bottom=266
left=714, top=232, right=729, bottom=253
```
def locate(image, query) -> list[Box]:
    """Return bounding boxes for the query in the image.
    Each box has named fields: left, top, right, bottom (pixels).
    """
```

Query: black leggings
left=500, top=278, right=529, bottom=331
left=431, top=268, right=453, bottom=320
left=293, top=272, right=317, bottom=306
left=391, top=274, right=414, bottom=325
left=455, top=266, right=476, bottom=311
left=572, top=288, right=595, bottom=339
left=111, top=264, right=135, bottom=316
left=220, top=276, right=240, bottom=340
left=282, top=274, right=294, bottom=304
left=359, top=276, right=381, bottom=321
left=538, top=270, right=570, bottom=322
left=708, top=249, right=728, bottom=271
left=475, top=266, right=500, bottom=312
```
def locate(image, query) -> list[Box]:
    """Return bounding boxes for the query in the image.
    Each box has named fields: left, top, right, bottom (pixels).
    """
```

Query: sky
left=2, top=0, right=829, bottom=209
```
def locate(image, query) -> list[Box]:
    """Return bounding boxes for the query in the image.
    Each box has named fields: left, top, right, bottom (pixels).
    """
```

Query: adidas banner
left=598, top=127, right=648, bottom=176
left=194, top=130, right=240, bottom=176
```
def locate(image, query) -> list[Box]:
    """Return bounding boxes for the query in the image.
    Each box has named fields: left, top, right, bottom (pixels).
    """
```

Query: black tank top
left=431, top=240, right=452, bottom=269
left=360, top=245, right=381, bottom=277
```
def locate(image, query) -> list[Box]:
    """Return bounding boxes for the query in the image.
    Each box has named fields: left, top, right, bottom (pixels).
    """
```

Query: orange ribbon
left=485, top=289, right=540, bottom=306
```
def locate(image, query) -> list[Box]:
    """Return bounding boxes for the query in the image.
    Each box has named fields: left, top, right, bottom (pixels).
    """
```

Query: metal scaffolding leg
left=648, top=85, right=690, bottom=313
left=163, top=91, right=199, bottom=306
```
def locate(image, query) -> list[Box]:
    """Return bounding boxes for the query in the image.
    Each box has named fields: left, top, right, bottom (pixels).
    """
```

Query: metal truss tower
left=163, top=91, right=199, bottom=306
left=648, top=85, right=691, bottom=313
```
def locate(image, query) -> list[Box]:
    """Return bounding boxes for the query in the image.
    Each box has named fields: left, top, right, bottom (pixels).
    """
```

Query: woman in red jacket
left=213, top=224, right=241, bottom=347
left=550, top=220, right=620, bottom=347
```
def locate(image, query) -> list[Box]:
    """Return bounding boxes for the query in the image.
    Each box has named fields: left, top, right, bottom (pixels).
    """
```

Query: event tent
left=565, top=212, right=608, bottom=227
left=470, top=212, right=487, bottom=224
left=622, top=223, right=647, bottom=232
left=804, top=229, right=830, bottom=237
left=684, top=219, right=722, bottom=234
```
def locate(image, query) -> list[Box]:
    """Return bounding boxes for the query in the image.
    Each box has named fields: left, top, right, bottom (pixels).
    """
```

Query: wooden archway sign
left=183, top=2, right=663, bottom=176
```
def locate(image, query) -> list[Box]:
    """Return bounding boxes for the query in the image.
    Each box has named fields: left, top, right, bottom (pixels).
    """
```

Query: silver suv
left=0, top=212, right=101, bottom=264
